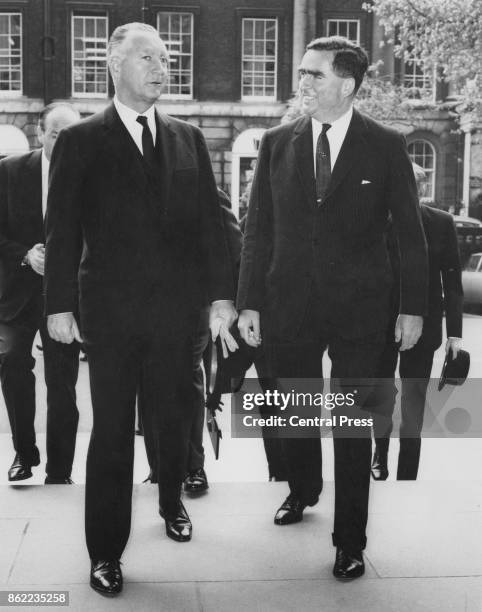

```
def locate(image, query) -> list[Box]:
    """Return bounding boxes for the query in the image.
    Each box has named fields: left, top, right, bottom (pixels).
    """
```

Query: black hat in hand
left=438, top=348, right=470, bottom=391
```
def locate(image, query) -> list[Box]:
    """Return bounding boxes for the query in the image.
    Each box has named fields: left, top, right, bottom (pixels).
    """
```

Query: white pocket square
left=361, top=179, right=371, bottom=185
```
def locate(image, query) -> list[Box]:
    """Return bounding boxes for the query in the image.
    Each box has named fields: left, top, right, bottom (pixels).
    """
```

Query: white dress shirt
left=113, top=96, right=156, bottom=155
left=312, top=106, right=353, bottom=175
left=41, top=149, right=50, bottom=218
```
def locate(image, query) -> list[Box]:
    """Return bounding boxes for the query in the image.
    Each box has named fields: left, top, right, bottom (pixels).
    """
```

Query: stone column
left=291, top=0, right=309, bottom=92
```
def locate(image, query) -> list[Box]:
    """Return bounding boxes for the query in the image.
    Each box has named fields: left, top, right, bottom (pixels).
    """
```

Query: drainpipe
left=41, top=0, right=55, bottom=105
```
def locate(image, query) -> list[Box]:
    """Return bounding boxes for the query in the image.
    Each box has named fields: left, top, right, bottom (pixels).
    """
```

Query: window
left=157, top=12, right=193, bottom=99
left=241, top=18, right=278, bottom=101
left=403, top=55, right=434, bottom=98
left=72, top=14, right=108, bottom=98
left=408, top=140, right=436, bottom=200
left=0, top=13, right=22, bottom=95
left=326, top=19, right=360, bottom=44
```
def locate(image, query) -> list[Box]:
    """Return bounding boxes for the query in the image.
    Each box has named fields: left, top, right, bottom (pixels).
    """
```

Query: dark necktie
left=136, top=115, right=156, bottom=166
left=316, top=123, right=331, bottom=205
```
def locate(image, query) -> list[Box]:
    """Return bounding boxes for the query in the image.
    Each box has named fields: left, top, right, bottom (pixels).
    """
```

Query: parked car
left=462, top=252, right=482, bottom=312
left=453, top=215, right=482, bottom=228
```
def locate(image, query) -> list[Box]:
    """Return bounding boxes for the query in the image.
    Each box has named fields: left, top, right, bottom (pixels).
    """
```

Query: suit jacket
left=0, top=150, right=44, bottom=321
left=44, top=102, right=234, bottom=338
left=237, top=110, right=428, bottom=340
left=388, top=204, right=463, bottom=349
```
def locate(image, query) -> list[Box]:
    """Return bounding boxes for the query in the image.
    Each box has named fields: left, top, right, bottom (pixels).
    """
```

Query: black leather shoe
left=184, top=467, right=209, bottom=493
left=8, top=453, right=38, bottom=482
left=90, top=559, right=123, bottom=596
left=371, top=449, right=389, bottom=481
left=333, top=548, right=365, bottom=581
left=274, top=494, right=306, bottom=525
left=160, top=501, right=192, bottom=542
left=45, top=476, right=74, bottom=484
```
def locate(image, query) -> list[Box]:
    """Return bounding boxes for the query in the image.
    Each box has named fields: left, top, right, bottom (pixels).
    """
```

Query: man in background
left=0, top=103, right=81, bottom=484
left=371, top=163, right=463, bottom=480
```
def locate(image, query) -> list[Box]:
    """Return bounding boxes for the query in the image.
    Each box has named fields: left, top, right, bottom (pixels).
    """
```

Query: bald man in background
left=0, top=103, right=81, bottom=484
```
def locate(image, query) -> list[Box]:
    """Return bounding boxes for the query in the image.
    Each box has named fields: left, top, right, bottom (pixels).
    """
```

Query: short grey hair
left=107, top=22, right=159, bottom=63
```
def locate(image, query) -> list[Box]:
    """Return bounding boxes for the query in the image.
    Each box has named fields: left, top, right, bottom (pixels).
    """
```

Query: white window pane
left=241, top=18, right=277, bottom=100
left=0, top=13, right=22, bottom=94
left=157, top=12, right=193, bottom=98
left=71, top=14, right=108, bottom=98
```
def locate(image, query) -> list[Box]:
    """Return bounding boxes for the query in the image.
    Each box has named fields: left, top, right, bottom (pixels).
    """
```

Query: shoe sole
left=184, top=485, right=209, bottom=494
left=333, top=571, right=365, bottom=581
left=274, top=516, right=303, bottom=526
left=165, top=529, right=192, bottom=542
left=90, top=581, right=122, bottom=596
left=8, top=472, right=33, bottom=482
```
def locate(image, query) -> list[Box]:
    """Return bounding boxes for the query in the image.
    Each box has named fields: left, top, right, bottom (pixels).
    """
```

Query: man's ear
left=37, top=125, right=44, bottom=146
left=342, top=77, right=356, bottom=98
left=108, top=57, right=121, bottom=81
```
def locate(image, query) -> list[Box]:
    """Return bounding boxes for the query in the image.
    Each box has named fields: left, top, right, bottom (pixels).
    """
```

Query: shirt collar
left=311, top=105, right=353, bottom=138
left=41, top=148, right=49, bottom=171
left=113, top=95, right=156, bottom=127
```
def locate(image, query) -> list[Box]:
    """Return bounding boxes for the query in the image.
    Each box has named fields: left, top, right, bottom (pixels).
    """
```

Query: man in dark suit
left=44, top=23, right=236, bottom=596
left=238, top=36, right=428, bottom=580
left=0, top=103, right=81, bottom=484
left=371, top=164, right=463, bottom=481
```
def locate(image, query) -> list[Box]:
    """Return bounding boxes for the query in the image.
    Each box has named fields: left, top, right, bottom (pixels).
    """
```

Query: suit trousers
left=372, top=339, right=435, bottom=480
left=84, top=322, right=196, bottom=561
left=0, top=295, right=79, bottom=475
left=140, top=306, right=210, bottom=477
left=264, top=288, right=386, bottom=552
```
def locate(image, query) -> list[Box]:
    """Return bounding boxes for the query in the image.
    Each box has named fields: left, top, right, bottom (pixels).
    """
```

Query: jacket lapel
left=101, top=102, right=148, bottom=194
left=25, top=150, right=44, bottom=236
left=322, top=109, right=368, bottom=204
left=155, top=110, right=176, bottom=208
left=292, top=115, right=317, bottom=208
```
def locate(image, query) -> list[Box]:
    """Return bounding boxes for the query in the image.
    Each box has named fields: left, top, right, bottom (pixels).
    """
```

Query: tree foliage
left=365, top=0, right=482, bottom=109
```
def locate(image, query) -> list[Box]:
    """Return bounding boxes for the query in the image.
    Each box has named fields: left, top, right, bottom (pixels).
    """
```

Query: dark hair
left=38, top=103, right=80, bottom=131
left=306, top=36, right=369, bottom=94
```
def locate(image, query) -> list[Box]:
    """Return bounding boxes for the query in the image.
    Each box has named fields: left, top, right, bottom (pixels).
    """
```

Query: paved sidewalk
left=1, top=480, right=482, bottom=612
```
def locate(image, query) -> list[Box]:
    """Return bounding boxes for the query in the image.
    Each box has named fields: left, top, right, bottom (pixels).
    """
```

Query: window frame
left=326, top=18, right=360, bottom=45
left=70, top=11, right=109, bottom=99
left=407, top=139, right=437, bottom=201
left=402, top=54, right=436, bottom=101
left=156, top=10, right=194, bottom=100
left=241, top=16, right=278, bottom=102
left=0, top=11, right=23, bottom=97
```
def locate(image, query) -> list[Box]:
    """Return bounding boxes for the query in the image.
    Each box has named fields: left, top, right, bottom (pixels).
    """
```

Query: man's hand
left=26, top=243, right=45, bottom=276
left=395, top=314, right=423, bottom=351
left=47, top=312, right=82, bottom=344
left=209, top=300, right=239, bottom=358
left=446, top=337, right=462, bottom=358
left=238, top=309, right=262, bottom=348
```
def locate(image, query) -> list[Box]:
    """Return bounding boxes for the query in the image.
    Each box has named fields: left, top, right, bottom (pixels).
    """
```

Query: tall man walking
left=238, top=36, right=428, bottom=580
left=45, top=23, right=236, bottom=595
left=0, top=103, right=81, bottom=484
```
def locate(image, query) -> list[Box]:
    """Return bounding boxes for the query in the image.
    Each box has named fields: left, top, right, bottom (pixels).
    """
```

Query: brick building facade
left=0, top=0, right=478, bottom=217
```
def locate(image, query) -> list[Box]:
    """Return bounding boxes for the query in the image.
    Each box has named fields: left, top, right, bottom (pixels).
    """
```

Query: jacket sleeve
left=195, top=128, right=235, bottom=303
left=441, top=215, right=463, bottom=338
left=236, top=132, right=273, bottom=312
left=0, top=160, right=30, bottom=265
left=386, top=133, right=428, bottom=316
left=44, top=128, right=84, bottom=315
